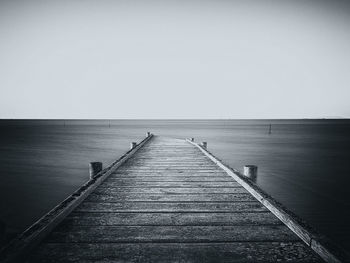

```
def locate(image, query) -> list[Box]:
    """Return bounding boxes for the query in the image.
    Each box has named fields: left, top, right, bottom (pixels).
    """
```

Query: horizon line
left=0, top=117, right=349, bottom=121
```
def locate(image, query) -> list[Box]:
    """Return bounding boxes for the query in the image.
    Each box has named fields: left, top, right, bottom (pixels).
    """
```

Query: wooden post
left=146, top=132, right=151, bottom=137
left=89, top=162, right=102, bottom=179
left=202, top=142, right=207, bottom=149
left=244, top=165, right=258, bottom=180
left=130, top=142, right=137, bottom=149
left=190, top=138, right=194, bottom=142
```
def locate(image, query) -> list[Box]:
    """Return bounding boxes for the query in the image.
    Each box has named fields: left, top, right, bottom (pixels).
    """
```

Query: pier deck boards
left=26, top=136, right=321, bottom=262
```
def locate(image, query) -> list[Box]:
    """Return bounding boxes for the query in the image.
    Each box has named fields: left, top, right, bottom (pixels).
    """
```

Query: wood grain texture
left=46, top=225, right=299, bottom=243
left=85, top=192, right=257, bottom=202
left=75, top=201, right=268, bottom=213
left=28, top=242, right=321, bottom=263
left=64, top=211, right=281, bottom=226
left=107, top=176, right=235, bottom=181
left=100, top=180, right=241, bottom=187
left=93, top=186, right=249, bottom=194
left=26, top=136, right=322, bottom=262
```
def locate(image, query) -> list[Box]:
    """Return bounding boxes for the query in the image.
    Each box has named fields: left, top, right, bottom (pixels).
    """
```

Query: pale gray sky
left=0, top=0, right=349, bottom=119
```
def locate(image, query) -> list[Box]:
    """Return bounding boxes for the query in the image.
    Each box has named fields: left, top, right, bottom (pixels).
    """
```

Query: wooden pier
left=0, top=135, right=344, bottom=262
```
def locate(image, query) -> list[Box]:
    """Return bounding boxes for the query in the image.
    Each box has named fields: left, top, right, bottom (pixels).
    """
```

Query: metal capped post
left=89, top=162, right=102, bottom=179
left=146, top=132, right=151, bottom=137
left=190, top=138, right=194, bottom=142
left=243, top=165, right=258, bottom=181
left=202, top=142, right=207, bottom=149
left=130, top=142, right=137, bottom=150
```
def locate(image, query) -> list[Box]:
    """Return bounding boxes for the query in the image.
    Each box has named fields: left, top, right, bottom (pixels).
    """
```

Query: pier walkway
left=3, top=135, right=341, bottom=262
left=24, top=136, right=322, bottom=262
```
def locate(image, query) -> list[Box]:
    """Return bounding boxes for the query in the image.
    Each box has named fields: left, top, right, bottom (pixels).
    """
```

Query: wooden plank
left=125, top=164, right=215, bottom=166
left=85, top=193, right=257, bottom=202
left=63, top=212, right=282, bottom=226
left=75, top=201, right=268, bottom=213
left=129, top=158, right=211, bottom=161
left=125, top=163, right=218, bottom=166
left=119, top=170, right=221, bottom=174
left=113, top=172, right=229, bottom=176
left=123, top=165, right=219, bottom=168
left=127, top=155, right=208, bottom=158
left=100, top=181, right=241, bottom=187
left=46, top=225, right=300, bottom=243
left=106, top=176, right=234, bottom=182
left=126, top=161, right=214, bottom=164
left=93, top=187, right=249, bottom=194
left=126, top=160, right=213, bottom=163
left=27, top=242, right=321, bottom=263
left=114, top=170, right=228, bottom=173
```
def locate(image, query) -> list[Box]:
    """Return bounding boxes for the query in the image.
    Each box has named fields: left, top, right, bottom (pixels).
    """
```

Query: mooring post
left=146, top=132, right=151, bottom=137
left=202, top=142, right=207, bottom=149
left=190, top=138, right=194, bottom=142
left=89, top=162, right=102, bottom=179
left=243, top=165, right=258, bottom=181
left=130, top=142, right=137, bottom=149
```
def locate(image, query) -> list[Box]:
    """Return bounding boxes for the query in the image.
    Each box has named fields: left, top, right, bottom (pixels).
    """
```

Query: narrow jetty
left=0, top=135, right=343, bottom=262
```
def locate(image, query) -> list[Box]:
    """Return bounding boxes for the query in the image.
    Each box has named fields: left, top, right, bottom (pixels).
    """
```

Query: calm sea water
left=0, top=119, right=349, bottom=254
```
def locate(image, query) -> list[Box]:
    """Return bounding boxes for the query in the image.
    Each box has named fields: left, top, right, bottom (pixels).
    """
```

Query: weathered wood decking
left=14, top=135, right=323, bottom=263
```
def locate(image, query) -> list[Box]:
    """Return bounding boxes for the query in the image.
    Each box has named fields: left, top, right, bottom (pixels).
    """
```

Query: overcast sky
left=0, top=0, right=349, bottom=119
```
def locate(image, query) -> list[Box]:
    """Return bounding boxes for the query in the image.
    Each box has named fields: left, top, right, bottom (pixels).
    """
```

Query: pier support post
left=130, top=142, right=137, bottom=149
left=202, top=142, right=207, bottom=149
left=190, top=138, right=194, bottom=142
left=243, top=165, right=258, bottom=181
left=146, top=132, right=151, bottom=137
left=89, top=162, right=102, bottom=179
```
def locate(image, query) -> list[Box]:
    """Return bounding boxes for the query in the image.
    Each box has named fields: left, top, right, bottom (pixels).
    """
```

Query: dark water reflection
left=0, top=119, right=349, bottom=253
